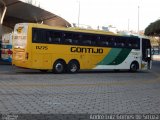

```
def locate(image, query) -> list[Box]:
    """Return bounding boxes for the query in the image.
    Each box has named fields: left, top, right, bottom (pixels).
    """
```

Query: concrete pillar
left=0, top=5, right=12, bottom=39
left=0, top=26, right=2, bottom=40
left=0, top=6, right=3, bottom=39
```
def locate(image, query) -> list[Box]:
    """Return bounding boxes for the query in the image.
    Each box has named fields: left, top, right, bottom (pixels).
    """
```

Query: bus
left=1, top=33, right=13, bottom=63
left=12, top=23, right=152, bottom=73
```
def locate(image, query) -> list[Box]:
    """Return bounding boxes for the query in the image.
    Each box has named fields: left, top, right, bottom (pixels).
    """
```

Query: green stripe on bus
left=108, top=48, right=132, bottom=65
left=98, top=48, right=122, bottom=65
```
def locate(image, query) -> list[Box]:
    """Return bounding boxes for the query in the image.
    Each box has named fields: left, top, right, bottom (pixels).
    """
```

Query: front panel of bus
left=142, top=38, right=152, bottom=69
left=12, top=23, right=30, bottom=68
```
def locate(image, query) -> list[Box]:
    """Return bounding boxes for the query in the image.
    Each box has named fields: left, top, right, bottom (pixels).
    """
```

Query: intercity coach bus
left=12, top=23, right=152, bottom=73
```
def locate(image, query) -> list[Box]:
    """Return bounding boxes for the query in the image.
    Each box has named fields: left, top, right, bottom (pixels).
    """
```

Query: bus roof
left=120, top=34, right=149, bottom=39
left=17, top=23, right=148, bottom=39
left=27, top=23, right=118, bottom=36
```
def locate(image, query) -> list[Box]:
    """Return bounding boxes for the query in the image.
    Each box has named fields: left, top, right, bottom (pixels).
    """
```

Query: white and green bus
left=12, top=23, right=152, bottom=73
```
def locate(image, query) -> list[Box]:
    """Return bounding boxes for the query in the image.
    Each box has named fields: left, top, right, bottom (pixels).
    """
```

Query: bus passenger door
left=142, top=39, right=152, bottom=69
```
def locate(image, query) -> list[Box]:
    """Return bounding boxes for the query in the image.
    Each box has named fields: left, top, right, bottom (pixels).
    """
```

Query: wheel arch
left=53, top=58, right=66, bottom=66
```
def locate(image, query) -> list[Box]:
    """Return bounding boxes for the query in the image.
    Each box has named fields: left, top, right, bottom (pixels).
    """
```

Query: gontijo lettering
left=71, top=47, right=103, bottom=54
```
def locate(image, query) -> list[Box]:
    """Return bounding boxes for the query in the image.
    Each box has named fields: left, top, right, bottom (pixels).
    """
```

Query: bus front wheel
left=67, top=60, right=80, bottom=73
left=53, top=60, right=66, bottom=73
left=130, top=62, right=139, bottom=72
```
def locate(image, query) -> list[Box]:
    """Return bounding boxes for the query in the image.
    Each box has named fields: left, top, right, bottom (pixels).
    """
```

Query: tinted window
left=81, top=34, right=92, bottom=45
left=127, top=37, right=140, bottom=49
left=115, top=37, right=126, bottom=48
left=52, top=32, right=62, bottom=43
left=98, top=35, right=115, bottom=47
left=32, top=28, right=140, bottom=49
left=32, top=28, right=62, bottom=44
left=32, top=28, right=45, bottom=43
left=63, top=32, right=73, bottom=44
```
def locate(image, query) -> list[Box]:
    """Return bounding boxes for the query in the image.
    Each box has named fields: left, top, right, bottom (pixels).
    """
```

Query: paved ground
left=0, top=61, right=160, bottom=119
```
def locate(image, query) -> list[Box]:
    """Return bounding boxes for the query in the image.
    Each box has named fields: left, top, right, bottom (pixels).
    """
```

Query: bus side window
left=33, top=32, right=37, bottom=42
left=116, top=37, right=126, bottom=48
left=98, top=36, right=109, bottom=47
left=65, top=39, right=72, bottom=44
left=134, top=38, right=140, bottom=49
left=127, top=38, right=139, bottom=49
left=100, top=36, right=113, bottom=47
left=81, top=34, right=92, bottom=46
left=90, top=35, right=98, bottom=46
left=83, top=40, right=91, bottom=45
left=46, top=31, right=53, bottom=43
left=53, top=32, right=61, bottom=44
left=63, top=32, right=73, bottom=44
left=72, top=34, right=81, bottom=45
left=32, top=29, right=38, bottom=42
left=97, top=36, right=101, bottom=45
left=32, top=28, right=44, bottom=43
left=109, top=37, right=115, bottom=47
left=101, top=40, right=109, bottom=46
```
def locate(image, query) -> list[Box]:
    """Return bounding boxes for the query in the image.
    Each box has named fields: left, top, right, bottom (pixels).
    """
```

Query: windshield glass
left=13, top=23, right=28, bottom=49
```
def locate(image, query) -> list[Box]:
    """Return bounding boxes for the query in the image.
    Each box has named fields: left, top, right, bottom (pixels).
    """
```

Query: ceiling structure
left=0, top=0, right=71, bottom=29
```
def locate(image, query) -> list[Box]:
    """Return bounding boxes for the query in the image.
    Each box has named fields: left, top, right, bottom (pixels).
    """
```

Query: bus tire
left=130, top=61, right=139, bottom=72
left=53, top=60, right=66, bottom=74
left=67, top=60, right=80, bottom=73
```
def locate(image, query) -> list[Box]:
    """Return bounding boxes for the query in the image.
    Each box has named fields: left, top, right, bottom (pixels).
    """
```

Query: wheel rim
left=70, top=64, right=77, bottom=72
left=131, top=63, right=137, bottom=71
left=55, top=63, right=63, bottom=73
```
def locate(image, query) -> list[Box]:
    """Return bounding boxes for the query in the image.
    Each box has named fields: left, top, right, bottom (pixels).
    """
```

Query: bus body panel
left=30, top=43, right=111, bottom=70
left=94, top=49, right=141, bottom=70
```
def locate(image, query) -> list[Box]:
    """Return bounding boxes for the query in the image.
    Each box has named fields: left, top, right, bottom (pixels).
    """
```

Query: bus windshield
left=13, top=23, right=28, bottom=49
